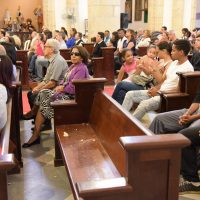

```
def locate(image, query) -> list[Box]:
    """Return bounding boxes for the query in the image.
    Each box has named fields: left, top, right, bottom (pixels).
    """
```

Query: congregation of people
left=1, top=24, right=200, bottom=195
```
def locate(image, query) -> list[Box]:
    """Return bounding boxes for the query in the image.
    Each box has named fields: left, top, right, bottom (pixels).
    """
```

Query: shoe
left=22, top=137, right=40, bottom=148
left=22, top=112, right=35, bottom=120
left=179, top=180, right=200, bottom=194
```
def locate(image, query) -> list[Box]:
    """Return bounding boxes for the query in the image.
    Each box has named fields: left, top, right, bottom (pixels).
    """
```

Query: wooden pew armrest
left=0, top=154, right=15, bottom=170
left=92, top=57, right=104, bottom=60
left=158, top=92, right=189, bottom=99
left=51, top=99, right=77, bottom=107
left=76, top=177, right=133, bottom=198
left=72, top=78, right=107, bottom=84
left=177, top=71, right=200, bottom=78
left=120, top=134, right=190, bottom=151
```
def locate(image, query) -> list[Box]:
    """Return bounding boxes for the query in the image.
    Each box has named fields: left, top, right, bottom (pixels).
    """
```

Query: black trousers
left=180, top=127, right=200, bottom=182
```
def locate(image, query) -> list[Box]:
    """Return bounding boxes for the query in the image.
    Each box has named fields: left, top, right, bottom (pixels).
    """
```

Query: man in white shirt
left=114, top=28, right=127, bottom=55
left=122, top=39, right=194, bottom=120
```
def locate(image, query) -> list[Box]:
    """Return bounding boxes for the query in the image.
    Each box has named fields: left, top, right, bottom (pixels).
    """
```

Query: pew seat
left=53, top=79, right=190, bottom=200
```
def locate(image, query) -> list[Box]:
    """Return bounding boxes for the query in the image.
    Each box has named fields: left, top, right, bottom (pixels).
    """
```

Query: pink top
left=122, top=59, right=136, bottom=75
left=36, top=42, right=44, bottom=56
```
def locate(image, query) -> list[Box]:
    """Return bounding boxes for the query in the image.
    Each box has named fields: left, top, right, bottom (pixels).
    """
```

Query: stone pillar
left=147, top=0, right=164, bottom=31
left=43, top=0, right=68, bottom=31
left=88, top=0, right=120, bottom=39
left=163, top=0, right=173, bottom=30
left=172, top=0, right=196, bottom=37
left=64, top=0, right=88, bottom=34
left=42, top=0, right=56, bottom=31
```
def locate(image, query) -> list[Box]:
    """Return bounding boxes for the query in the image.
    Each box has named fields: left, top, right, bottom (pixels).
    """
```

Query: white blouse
left=0, top=84, right=7, bottom=131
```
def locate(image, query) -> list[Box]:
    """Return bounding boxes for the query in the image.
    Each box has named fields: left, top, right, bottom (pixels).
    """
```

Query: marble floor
left=7, top=119, right=200, bottom=200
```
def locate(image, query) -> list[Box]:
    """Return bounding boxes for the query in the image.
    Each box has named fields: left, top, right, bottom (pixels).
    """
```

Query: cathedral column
left=87, top=0, right=121, bottom=39
left=43, top=0, right=68, bottom=31
left=42, top=0, right=56, bottom=31
left=147, top=0, right=164, bottom=31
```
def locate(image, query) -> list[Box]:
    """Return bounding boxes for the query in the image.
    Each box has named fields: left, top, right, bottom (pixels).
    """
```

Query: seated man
left=25, top=39, right=68, bottom=118
left=122, top=39, right=194, bottom=120
left=149, top=88, right=200, bottom=194
left=92, top=32, right=107, bottom=57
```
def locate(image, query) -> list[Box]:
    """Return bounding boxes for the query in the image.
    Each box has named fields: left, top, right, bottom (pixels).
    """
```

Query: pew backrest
left=60, top=49, right=71, bottom=60
left=89, top=91, right=153, bottom=175
left=0, top=99, right=12, bottom=155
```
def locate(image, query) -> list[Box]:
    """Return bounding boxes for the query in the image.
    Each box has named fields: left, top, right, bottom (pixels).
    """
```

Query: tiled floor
left=7, top=119, right=200, bottom=200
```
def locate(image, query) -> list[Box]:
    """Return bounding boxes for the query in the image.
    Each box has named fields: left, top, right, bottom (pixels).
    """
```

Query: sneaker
left=179, top=180, right=200, bottom=194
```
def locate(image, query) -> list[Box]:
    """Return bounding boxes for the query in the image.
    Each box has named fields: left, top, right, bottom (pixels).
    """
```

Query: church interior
left=0, top=0, right=200, bottom=200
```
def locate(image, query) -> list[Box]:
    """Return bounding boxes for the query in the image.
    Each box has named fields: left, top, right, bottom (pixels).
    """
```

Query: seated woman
left=0, top=55, right=13, bottom=132
left=136, top=30, right=151, bottom=49
left=112, top=45, right=158, bottom=104
left=22, top=46, right=90, bottom=148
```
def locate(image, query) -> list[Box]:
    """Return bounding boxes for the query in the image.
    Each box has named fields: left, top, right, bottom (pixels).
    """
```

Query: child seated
left=116, top=48, right=136, bottom=83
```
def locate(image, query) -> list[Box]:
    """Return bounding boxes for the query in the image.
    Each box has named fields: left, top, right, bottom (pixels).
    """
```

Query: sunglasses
left=70, top=52, right=80, bottom=56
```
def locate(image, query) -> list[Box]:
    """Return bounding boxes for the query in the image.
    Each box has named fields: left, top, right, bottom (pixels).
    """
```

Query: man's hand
left=178, top=114, right=195, bottom=125
left=147, top=87, right=158, bottom=97
left=32, top=86, right=40, bottom=94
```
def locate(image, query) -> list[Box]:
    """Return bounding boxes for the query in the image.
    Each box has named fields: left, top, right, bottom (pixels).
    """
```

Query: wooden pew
left=82, top=43, right=94, bottom=55
left=52, top=79, right=190, bottom=200
left=10, top=83, right=23, bottom=168
left=16, top=50, right=29, bottom=89
left=159, top=71, right=200, bottom=112
left=0, top=99, right=15, bottom=200
left=92, top=47, right=115, bottom=85
left=60, top=49, right=71, bottom=60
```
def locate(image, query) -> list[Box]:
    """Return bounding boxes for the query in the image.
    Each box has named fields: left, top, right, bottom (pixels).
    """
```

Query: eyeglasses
left=70, top=52, right=80, bottom=56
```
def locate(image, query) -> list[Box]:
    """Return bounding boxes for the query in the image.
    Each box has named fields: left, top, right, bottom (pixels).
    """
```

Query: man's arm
left=32, top=80, right=56, bottom=94
left=184, top=103, right=200, bottom=115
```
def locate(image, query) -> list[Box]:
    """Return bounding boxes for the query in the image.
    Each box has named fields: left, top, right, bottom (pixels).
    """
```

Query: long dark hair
left=0, top=55, right=13, bottom=101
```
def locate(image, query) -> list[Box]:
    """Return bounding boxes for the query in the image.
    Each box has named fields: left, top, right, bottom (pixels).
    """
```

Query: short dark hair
left=121, top=48, right=132, bottom=58
left=162, top=26, right=167, bottom=31
left=157, top=41, right=172, bottom=55
left=105, top=30, right=110, bottom=33
left=71, top=46, right=89, bottom=65
left=43, top=30, right=52, bottom=40
left=98, top=32, right=104, bottom=39
left=117, top=28, right=126, bottom=34
left=0, top=55, right=13, bottom=101
left=182, top=28, right=189, bottom=32
left=173, top=39, right=191, bottom=56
